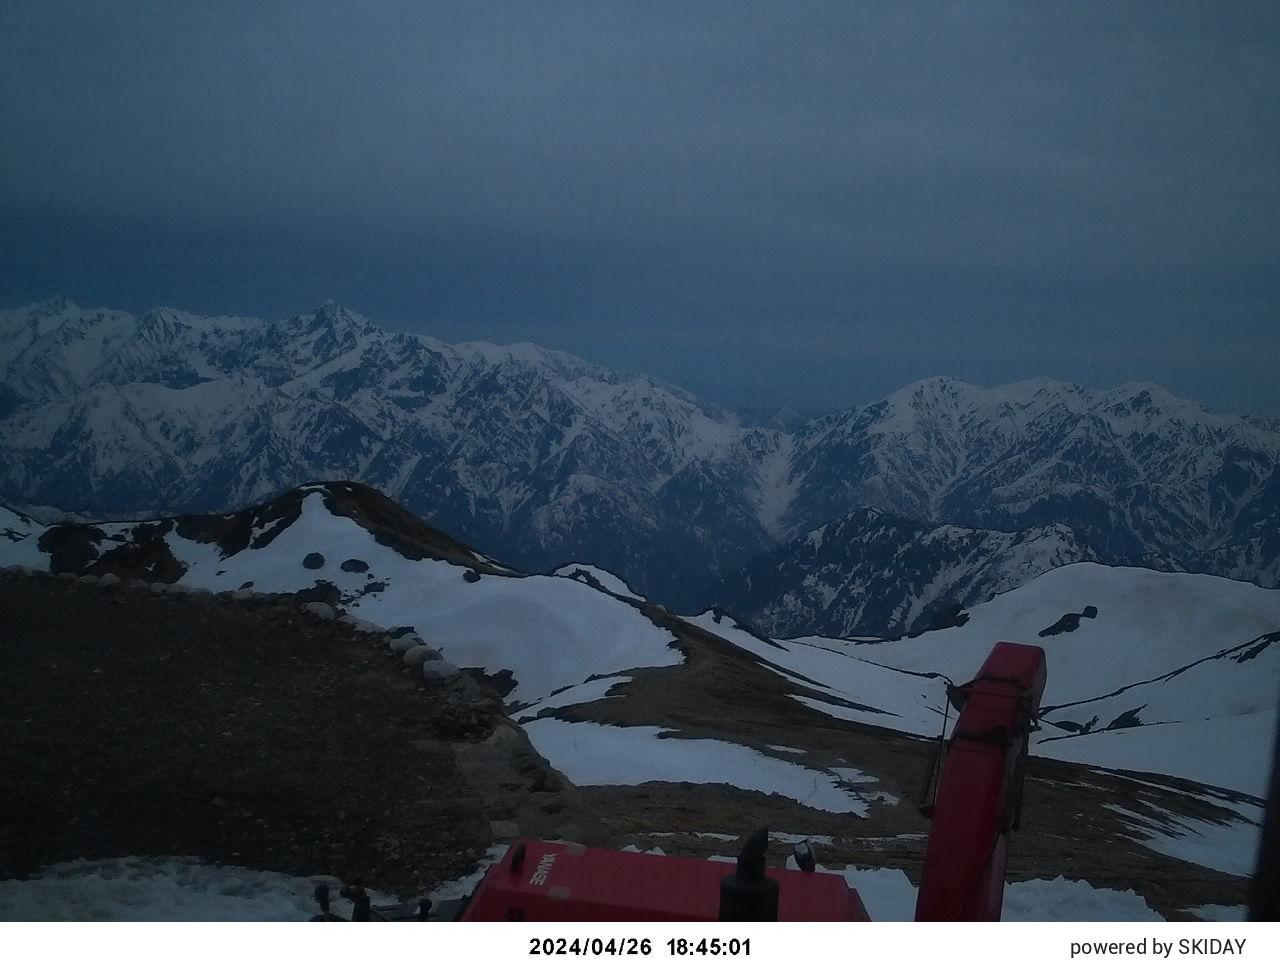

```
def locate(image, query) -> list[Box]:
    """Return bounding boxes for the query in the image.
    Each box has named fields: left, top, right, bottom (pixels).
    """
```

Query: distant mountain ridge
left=2, top=298, right=1277, bottom=634
left=688, top=508, right=1099, bottom=638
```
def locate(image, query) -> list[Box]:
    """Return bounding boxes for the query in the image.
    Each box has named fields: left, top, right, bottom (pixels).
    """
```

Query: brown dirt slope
left=0, top=568, right=587, bottom=897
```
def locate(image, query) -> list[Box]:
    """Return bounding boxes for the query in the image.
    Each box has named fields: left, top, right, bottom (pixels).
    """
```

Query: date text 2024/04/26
left=527, top=938, right=752, bottom=957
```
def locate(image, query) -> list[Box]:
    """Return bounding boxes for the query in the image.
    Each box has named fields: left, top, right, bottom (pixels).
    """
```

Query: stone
left=422, top=660, right=461, bottom=683
left=150, top=582, right=168, bottom=594
left=231, top=588, right=255, bottom=600
left=303, top=552, right=326, bottom=570
left=340, top=558, right=369, bottom=573
left=488, top=820, right=520, bottom=839
left=97, top=572, right=122, bottom=587
left=388, top=633, right=422, bottom=653
left=403, top=646, right=436, bottom=669
left=303, top=601, right=336, bottom=620
left=57, top=572, right=78, bottom=582
left=77, top=574, right=98, bottom=586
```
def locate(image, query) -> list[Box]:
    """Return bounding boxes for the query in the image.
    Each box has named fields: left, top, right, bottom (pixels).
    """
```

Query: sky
left=2, top=1, right=1278, bottom=416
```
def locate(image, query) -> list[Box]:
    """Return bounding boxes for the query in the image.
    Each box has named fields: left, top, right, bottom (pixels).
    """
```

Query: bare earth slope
left=0, top=569, right=595, bottom=896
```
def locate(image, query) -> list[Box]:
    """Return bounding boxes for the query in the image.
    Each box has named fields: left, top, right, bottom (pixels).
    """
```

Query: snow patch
left=523, top=719, right=888, bottom=815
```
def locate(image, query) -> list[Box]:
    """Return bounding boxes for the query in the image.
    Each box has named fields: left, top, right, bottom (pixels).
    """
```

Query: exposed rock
left=231, top=589, right=255, bottom=600
left=150, top=582, right=167, bottom=594
left=97, top=572, right=122, bottom=587
left=389, top=633, right=423, bottom=653
left=423, top=661, right=461, bottom=682
left=77, top=574, right=98, bottom=586
left=340, top=559, right=369, bottom=573
left=303, top=552, right=326, bottom=570
left=488, top=820, right=520, bottom=839
left=463, top=569, right=481, bottom=584
left=303, top=601, right=336, bottom=620
left=403, top=646, right=436, bottom=669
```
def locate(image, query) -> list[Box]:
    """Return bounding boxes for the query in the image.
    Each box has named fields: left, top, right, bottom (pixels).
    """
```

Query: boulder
left=303, top=601, right=336, bottom=620
left=388, top=633, right=423, bottom=653
left=423, top=660, right=461, bottom=683
left=150, top=582, right=168, bottom=594
left=402, top=646, right=436, bottom=669
left=97, top=572, right=122, bottom=587
left=231, top=588, right=255, bottom=600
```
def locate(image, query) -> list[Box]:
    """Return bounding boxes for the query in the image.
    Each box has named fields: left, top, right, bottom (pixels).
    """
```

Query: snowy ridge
left=3, top=300, right=1279, bottom=634
left=691, top=507, right=1098, bottom=637
left=697, top=562, right=1280, bottom=798
left=0, top=484, right=683, bottom=704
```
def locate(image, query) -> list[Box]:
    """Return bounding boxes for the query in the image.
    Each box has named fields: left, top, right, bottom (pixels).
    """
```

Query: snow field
left=521, top=719, right=890, bottom=815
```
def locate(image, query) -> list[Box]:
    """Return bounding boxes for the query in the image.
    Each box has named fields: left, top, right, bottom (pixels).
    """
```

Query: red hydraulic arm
left=913, top=641, right=1047, bottom=921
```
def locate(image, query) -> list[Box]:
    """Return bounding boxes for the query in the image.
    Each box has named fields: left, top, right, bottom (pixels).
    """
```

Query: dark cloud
left=2, top=1, right=1277, bottom=413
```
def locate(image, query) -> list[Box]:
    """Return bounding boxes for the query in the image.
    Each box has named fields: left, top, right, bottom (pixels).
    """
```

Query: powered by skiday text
left=1071, top=940, right=1246, bottom=958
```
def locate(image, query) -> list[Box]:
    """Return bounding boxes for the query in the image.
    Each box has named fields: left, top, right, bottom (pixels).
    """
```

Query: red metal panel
left=462, top=841, right=869, bottom=921
left=914, top=642, right=1047, bottom=921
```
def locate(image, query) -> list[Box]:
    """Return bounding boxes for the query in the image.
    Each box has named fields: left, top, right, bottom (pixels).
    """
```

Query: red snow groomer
left=459, top=641, right=1047, bottom=922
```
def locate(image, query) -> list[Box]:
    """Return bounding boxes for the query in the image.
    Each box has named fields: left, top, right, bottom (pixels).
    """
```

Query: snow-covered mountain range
left=3, top=298, right=1278, bottom=635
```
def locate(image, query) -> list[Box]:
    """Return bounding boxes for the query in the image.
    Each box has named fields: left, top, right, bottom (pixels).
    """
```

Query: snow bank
left=690, top=612, right=943, bottom=737
left=1038, top=710, right=1279, bottom=798
left=0, top=849, right=507, bottom=922
left=1188, top=903, right=1247, bottom=921
left=0, top=857, right=330, bottom=921
left=0, top=506, right=49, bottom=569
left=522, top=718, right=888, bottom=815
left=827, top=866, right=1164, bottom=921
left=1104, top=802, right=1262, bottom=878
left=512, top=676, right=633, bottom=719
left=553, top=563, right=644, bottom=601
left=1001, top=876, right=1164, bottom=922
left=148, top=491, right=682, bottom=703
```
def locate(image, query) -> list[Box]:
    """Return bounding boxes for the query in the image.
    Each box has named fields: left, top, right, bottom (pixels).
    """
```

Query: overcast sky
left=2, top=1, right=1277, bottom=415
